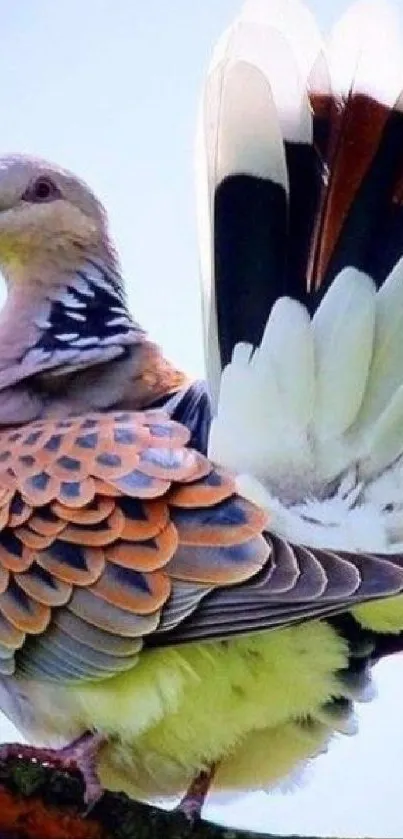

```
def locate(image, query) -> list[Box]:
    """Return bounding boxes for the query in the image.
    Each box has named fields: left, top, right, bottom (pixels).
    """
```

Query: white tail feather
left=359, top=386, right=403, bottom=478
left=240, top=0, right=323, bottom=83
left=211, top=263, right=403, bottom=552
left=312, top=269, right=376, bottom=445
left=210, top=300, right=316, bottom=489
left=355, top=258, right=403, bottom=427
left=328, top=0, right=403, bottom=105
left=212, top=61, right=287, bottom=187
left=260, top=297, right=314, bottom=429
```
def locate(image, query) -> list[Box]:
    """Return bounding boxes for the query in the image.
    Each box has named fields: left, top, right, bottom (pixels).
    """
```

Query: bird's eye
left=22, top=176, right=61, bottom=203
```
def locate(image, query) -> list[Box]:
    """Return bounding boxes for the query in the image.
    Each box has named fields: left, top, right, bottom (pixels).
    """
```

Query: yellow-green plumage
left=352, top=594, right=403, bottom=634
left=23, top=621, right=347, bottom=798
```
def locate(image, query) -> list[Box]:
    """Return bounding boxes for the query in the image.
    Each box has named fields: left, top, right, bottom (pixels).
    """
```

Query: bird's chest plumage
left=0, top=621, right=348, bottom=798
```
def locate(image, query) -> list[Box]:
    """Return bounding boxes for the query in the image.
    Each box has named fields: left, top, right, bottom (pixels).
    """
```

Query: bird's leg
left=0, top=730, right=106, bottom=808
left=176, top=765, right=216, bottom=822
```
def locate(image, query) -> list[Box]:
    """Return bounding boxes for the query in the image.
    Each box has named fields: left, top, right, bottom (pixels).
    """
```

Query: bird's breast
left=0, top=621, right=350, bottom=799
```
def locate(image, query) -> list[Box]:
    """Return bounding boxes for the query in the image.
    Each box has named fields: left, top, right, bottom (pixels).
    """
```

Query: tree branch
left=0, top=757, right=299, bottom=839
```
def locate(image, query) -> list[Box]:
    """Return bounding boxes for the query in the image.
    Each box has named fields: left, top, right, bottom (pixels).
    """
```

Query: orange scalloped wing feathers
left=0, top=410, right=269, bottom=680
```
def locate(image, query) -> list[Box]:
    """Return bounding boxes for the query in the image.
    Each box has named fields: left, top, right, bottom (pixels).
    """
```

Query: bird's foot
left=176, top=765, right=215, bottom=823
left=0, top=730, right=105, bottom=808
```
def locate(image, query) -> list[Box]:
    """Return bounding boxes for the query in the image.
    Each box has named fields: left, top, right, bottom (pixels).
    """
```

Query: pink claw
left=0, top=730, right=106, bottom=808
left=176, top=766, right=216, bottom=822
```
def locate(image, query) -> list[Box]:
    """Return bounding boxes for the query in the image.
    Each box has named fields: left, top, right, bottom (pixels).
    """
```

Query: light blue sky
left=0, top=1, right=402, bottom=836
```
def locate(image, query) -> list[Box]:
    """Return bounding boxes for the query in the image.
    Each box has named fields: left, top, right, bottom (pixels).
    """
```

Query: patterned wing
left=0, top=410, right=268, bottom=679
left=2, top=409, right=403, bottom=678
left=153, top=537, right=403, bottom=645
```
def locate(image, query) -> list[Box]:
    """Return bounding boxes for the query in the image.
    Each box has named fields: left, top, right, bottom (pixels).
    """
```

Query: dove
left=0, top=0, right=402, bottom=819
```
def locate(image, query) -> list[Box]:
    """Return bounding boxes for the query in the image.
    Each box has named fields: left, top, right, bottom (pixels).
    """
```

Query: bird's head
left=0, top=155, right=112, bottom=282
left=0, top=155, right=150, bottom=422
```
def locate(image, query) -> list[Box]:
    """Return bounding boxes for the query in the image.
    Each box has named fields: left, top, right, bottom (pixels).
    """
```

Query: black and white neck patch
left=37, top=260, right=142, bottom=350
left=21, top=261, right=145, bottom=377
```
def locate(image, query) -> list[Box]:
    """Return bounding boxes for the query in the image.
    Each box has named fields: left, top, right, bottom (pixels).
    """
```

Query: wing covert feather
left=0, top=410, right=268, bottom=678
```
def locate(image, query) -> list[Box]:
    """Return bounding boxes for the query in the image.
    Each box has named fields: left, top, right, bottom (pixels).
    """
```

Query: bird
left=0, top=0, right=403, bottom=821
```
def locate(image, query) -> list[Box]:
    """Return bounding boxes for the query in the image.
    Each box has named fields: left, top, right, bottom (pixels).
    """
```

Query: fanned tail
left=197, top=1, right=403, bottom=544
left=197, top=0, right=403, bottom=393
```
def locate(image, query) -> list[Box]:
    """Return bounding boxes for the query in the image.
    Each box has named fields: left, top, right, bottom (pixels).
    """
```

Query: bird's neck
left=0, top=258, right=187, bottom=424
